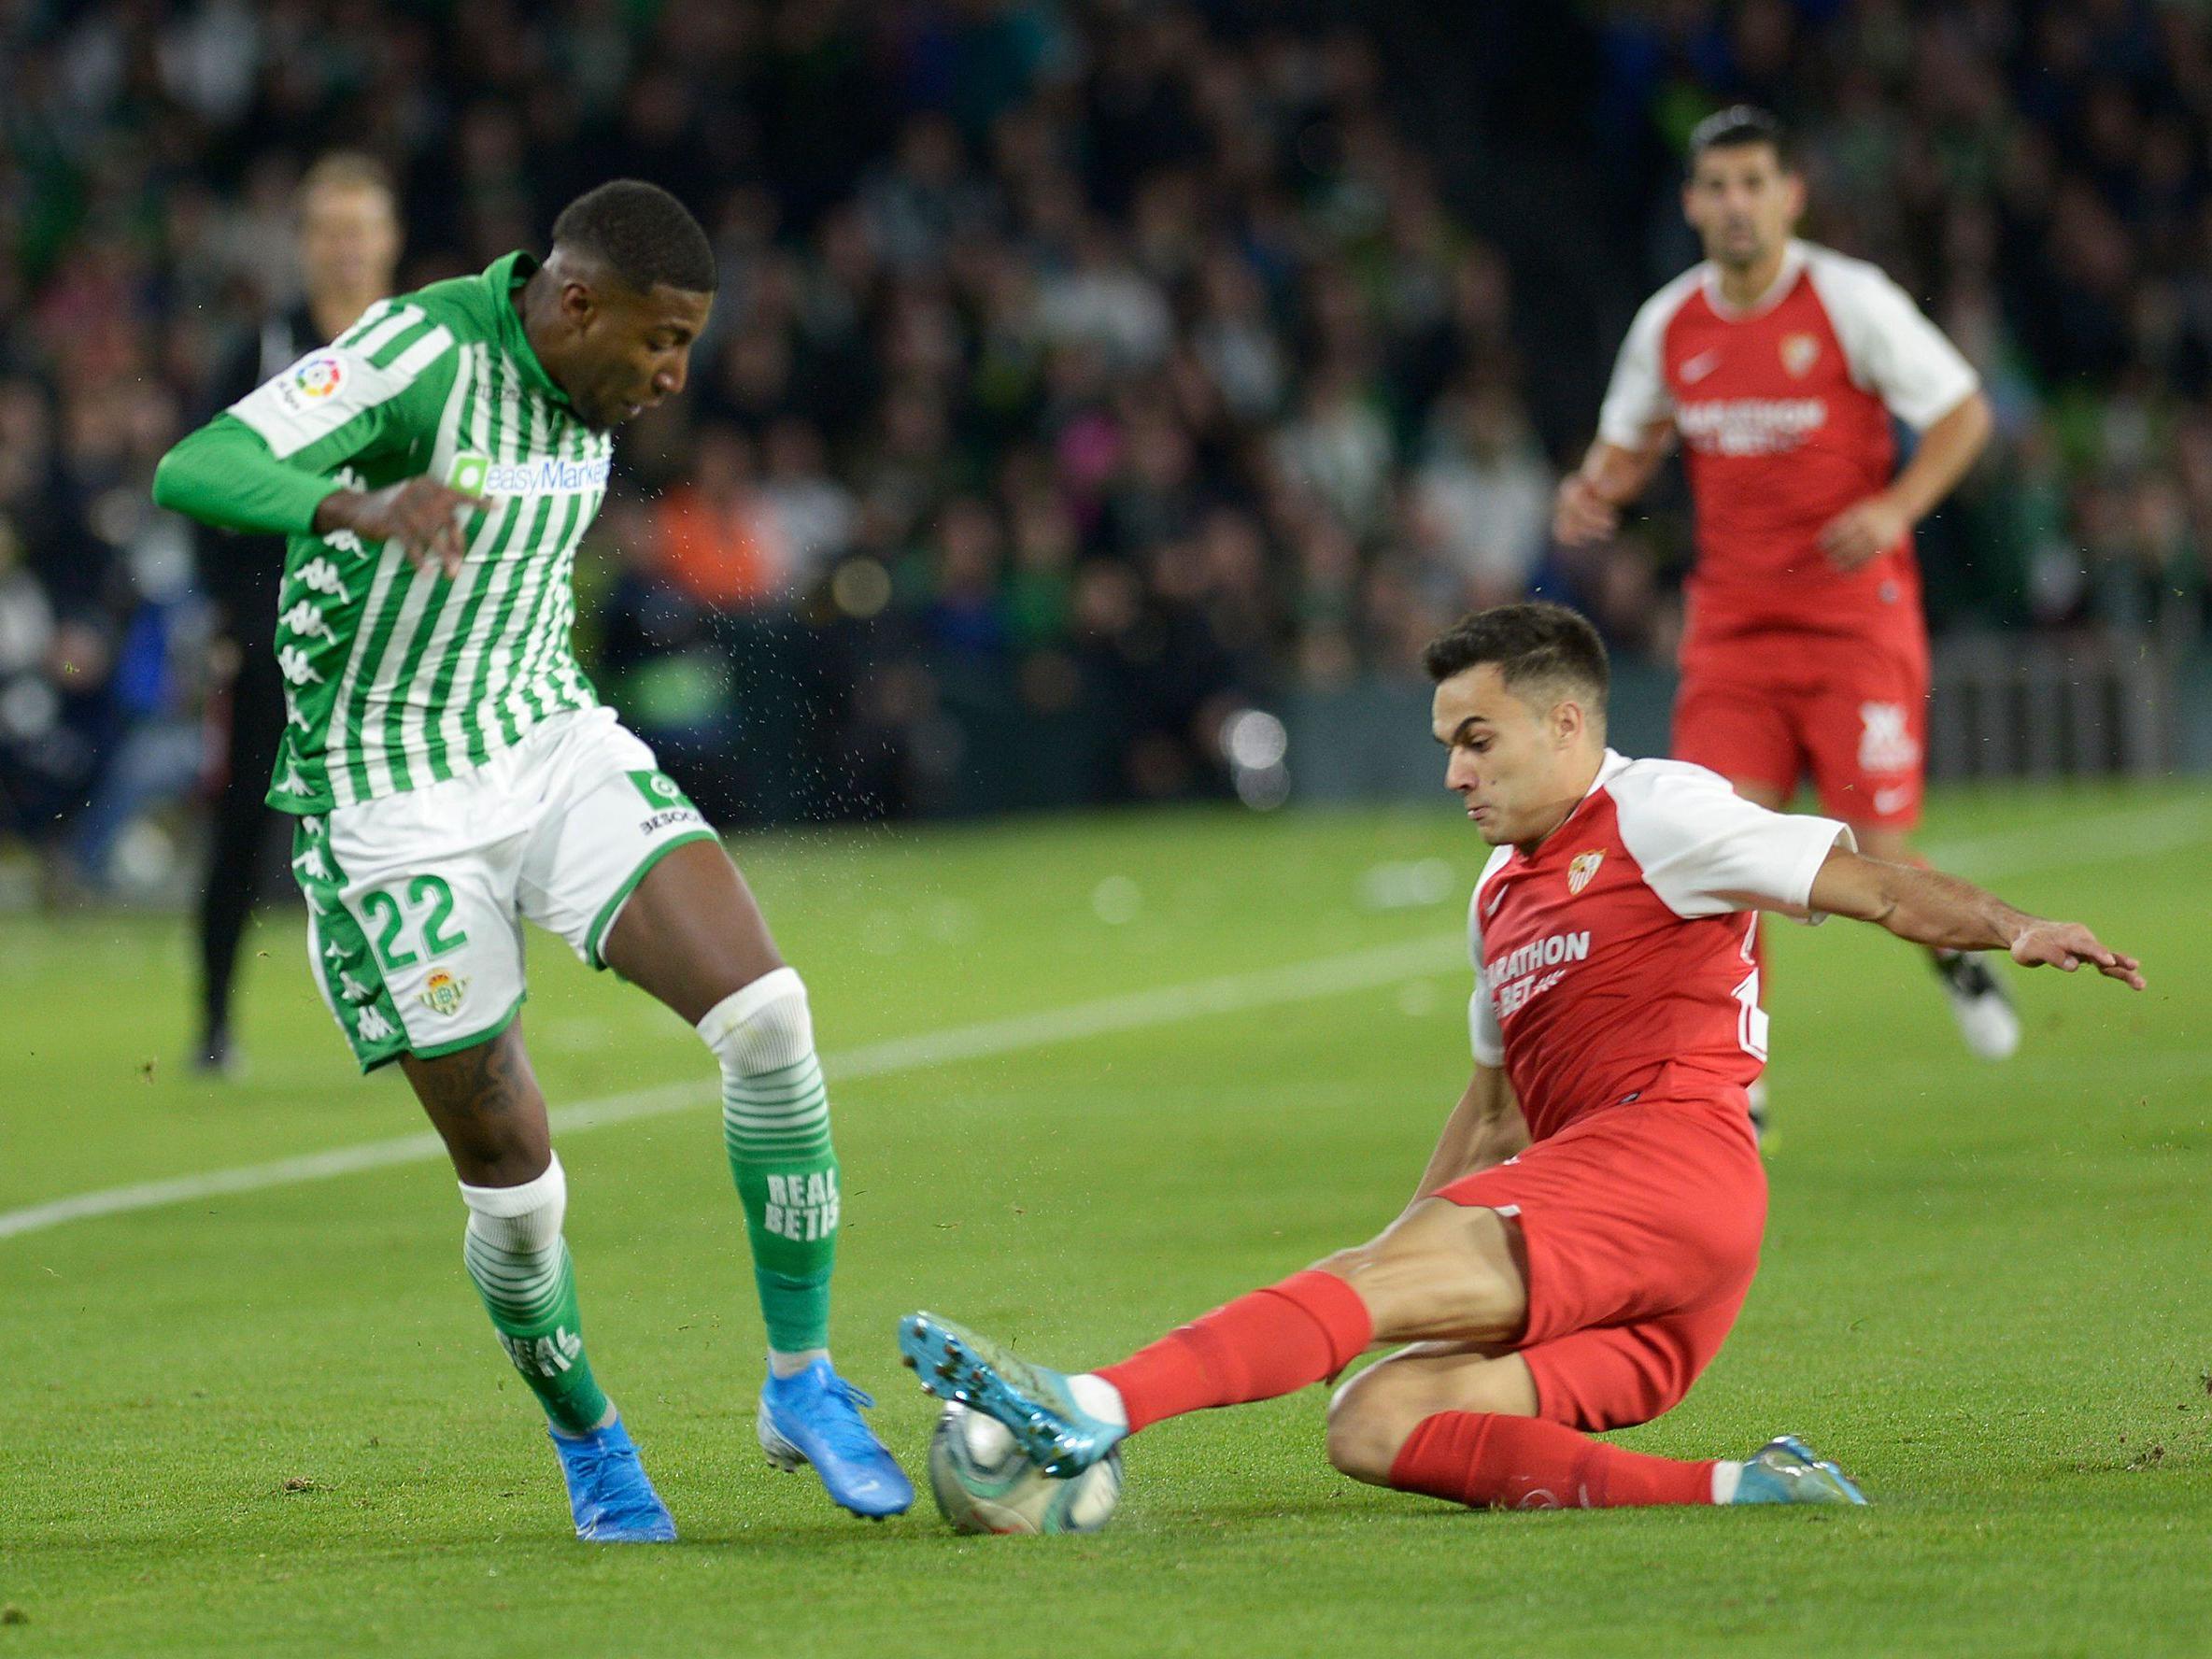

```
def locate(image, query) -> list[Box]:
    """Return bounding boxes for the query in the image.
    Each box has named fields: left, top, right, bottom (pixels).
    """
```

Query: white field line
left=1920, top=797, right=2211, bottom=882
left=0, top=933, right=1468, bottom=1243
left=4, top=792, right=2200, bottom=1245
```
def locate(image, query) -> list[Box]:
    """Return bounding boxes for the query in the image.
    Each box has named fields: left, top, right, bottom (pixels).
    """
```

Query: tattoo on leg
left=404, top=1029, right=549, bottom=1184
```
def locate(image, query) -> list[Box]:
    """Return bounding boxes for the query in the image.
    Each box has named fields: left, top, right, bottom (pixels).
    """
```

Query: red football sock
left=1387, top=1411, right=1716, bottom=1509
left=1096, top=1269, right=1372, bottom=1434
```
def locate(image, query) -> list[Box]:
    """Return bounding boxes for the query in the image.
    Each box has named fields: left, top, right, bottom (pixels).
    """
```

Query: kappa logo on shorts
left=419, top=970, right=469, bottom=1017
left=1857, top=702, right=1920, bottom=773
left=1567, top=851, right=1604, bottom=895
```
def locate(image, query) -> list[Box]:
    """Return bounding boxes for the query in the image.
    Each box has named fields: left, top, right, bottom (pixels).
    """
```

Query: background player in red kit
left=1555, top=106, right=2017, bottom=1101
left=899, top=603, right=2140, bottom=1512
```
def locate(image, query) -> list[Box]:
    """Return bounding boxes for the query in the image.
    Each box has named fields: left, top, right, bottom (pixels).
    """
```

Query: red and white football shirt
left=1468, top=750, right=1852, bottom=1143
left=1596, top=239, right=1978, bottom=667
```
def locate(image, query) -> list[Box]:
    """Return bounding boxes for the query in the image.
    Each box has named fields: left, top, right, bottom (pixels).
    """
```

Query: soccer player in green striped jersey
left=154, top=180, right=913, bottom=1538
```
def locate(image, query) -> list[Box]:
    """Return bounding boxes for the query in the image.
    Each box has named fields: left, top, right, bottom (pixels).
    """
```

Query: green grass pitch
left=4, top=785, right=2208, bottom=1656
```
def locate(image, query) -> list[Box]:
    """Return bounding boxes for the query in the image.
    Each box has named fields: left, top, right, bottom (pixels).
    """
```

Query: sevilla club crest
left=1567, top=851, right=1604, bottom=895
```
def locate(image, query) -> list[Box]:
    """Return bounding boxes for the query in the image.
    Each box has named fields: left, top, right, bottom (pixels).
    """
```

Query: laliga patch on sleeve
left=275, top=351, right=349, bottom=415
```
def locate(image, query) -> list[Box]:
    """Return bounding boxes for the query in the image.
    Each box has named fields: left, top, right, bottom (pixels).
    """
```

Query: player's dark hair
left=1422, top=602, right=1609, bottom=714
left=1687, top=105, right=1793, bottom=171
left=551, top=179, right=717, bottom=294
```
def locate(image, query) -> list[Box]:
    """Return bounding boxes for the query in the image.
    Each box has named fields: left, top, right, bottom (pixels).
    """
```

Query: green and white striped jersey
left=227, top=251, right=612, bottom=813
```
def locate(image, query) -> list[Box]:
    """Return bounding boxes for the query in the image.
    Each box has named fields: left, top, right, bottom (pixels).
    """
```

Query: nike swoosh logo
left=1681, top=349, right=1723, bottom=384
left=1484, top=884, right=1508, bottom=918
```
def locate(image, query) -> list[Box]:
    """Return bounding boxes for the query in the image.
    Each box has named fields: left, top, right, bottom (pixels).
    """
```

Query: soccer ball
left=927, top=1400, right=1124, bottom=1535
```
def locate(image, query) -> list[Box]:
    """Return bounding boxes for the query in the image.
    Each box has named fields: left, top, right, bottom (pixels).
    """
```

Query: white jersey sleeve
left=1466, top=849, right=1511, bottom=1066
left=1608, top=758, right=1855, bottom=920
left=1802, top=245, right=1979, bottom=432
left=1595, top=269, right=1700, bottom=449
left=227, top=301, right=457, bottom=461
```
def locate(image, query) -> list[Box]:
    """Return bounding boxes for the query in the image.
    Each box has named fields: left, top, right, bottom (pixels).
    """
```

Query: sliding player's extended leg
left=899, top=1199, right=1529, bottom=1474
left=1852, top=820, right=2019, bottom=1059
left=403, top=1028, right=675, bottom=1541
left=903, top=1140, right=1864, bottom=1510
left=602, top=838, right=913, bottom=1518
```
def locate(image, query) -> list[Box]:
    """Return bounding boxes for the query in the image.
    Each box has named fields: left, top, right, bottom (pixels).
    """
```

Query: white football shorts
left=289, top=706, right=718, bottom=1071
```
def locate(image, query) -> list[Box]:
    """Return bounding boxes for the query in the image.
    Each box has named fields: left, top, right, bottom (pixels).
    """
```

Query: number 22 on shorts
left=361, top=874, right=469, bottom=970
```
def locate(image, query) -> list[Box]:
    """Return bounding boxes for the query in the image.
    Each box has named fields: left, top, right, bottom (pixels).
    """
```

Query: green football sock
left=701, top=970, right=839, bottom=1356
left=460, top=1157, right=612, bottom=1436
left=724, top=1051, right=839, bottom=1354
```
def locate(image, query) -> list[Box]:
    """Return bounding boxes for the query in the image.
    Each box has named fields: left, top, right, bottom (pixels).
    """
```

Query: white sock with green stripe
left=459, top=1155, right=615, bottom=1436
left=699, top=969, right=839, bottom=1362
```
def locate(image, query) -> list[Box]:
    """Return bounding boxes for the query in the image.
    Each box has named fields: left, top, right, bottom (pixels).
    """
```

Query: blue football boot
left=1729, top=1435, right=1869, bottom=1506
left=547, top=1414, right=678, bottom=1541
left=898, top=1312, right=1124, bottom=1477
left=757, top=1358, right=915, bottom=1519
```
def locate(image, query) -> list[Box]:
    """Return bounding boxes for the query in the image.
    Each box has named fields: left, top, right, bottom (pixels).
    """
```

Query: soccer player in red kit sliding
left=1555, top=106, right=2017, bottom=1114
left=900, top=603, right=2141, bottom=1511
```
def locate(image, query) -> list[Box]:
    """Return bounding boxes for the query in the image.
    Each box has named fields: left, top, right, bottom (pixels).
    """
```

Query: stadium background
left=7, top=6, right=2212, bottom=1653
left=3, top=0, right=2208, bottom=894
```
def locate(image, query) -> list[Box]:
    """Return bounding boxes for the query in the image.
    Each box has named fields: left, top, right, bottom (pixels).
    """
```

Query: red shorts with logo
left=1434, top=1089, right=1766, bottom=1432
left=1672, top=636, right=1929, bottom=830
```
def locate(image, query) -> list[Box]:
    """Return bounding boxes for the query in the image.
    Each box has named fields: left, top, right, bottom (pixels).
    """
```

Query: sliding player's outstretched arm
left=1609, top=761, right=2141, bottom=988
left=1411, top=1066, right=1528, bottom=1203
left=1804, top=848, right=2145, bottom=988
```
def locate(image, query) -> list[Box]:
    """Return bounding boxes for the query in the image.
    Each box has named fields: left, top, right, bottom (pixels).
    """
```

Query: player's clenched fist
left=1553, top=474, right=1622, bottom=546
left=313, top=476, right=483, bottom=576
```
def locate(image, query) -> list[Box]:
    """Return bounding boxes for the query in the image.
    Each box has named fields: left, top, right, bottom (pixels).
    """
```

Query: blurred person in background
left=1556, top=107, right=2006, bottom=1135
left=190, top=152, right=401, bottom=1075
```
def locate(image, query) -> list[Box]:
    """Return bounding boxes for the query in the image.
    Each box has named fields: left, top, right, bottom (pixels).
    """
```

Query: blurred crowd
left=3, top=0, right=2209, bottom=870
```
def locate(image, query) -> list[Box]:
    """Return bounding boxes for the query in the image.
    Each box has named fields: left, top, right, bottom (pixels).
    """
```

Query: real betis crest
left=1567, top=851, right=1604, bottom=895
left=419, top=969, right=469, bottom=1017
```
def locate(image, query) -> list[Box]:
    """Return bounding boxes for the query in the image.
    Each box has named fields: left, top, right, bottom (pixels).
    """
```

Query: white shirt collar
left=1584, top=747, right=1632, bottom=800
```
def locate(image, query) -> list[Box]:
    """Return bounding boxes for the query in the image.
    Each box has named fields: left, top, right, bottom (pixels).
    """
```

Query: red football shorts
left=1672, top=637, right=1930, bottom=830
left=1434, top=1089, right=1766, bottom=1432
